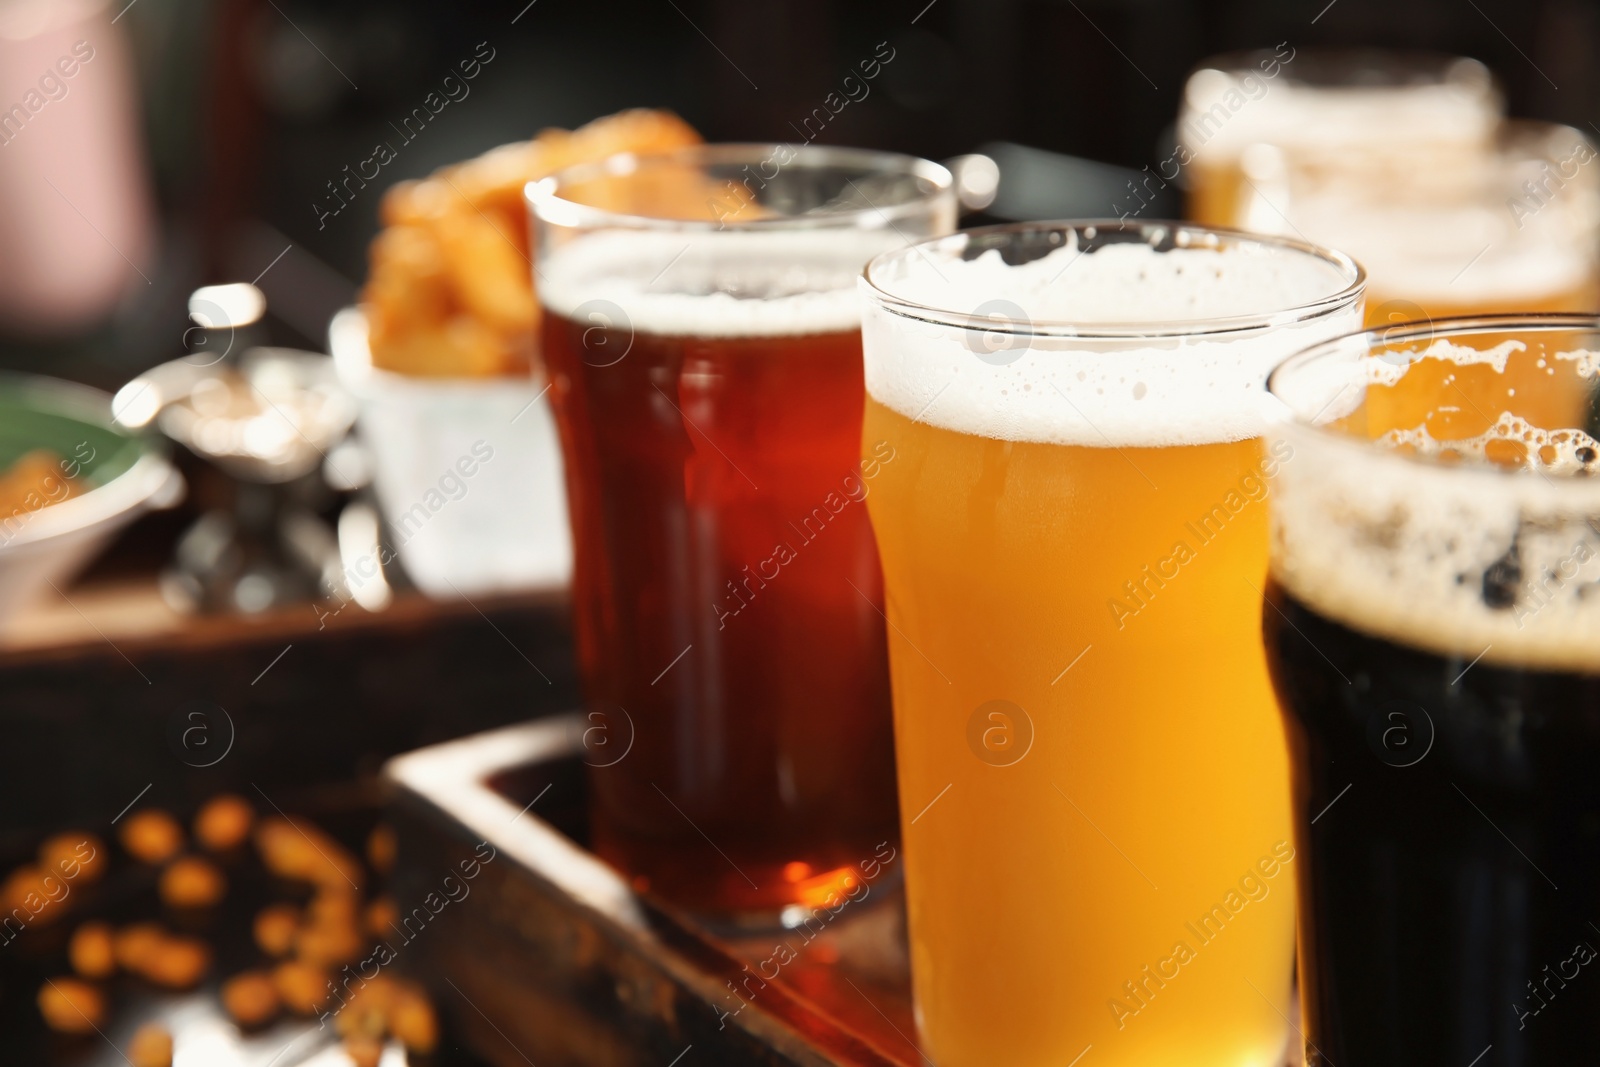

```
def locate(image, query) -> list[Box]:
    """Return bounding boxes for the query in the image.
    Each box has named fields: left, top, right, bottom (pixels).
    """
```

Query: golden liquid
left=863, top=397, right=1296, bottom=1067
left=1185, top=160, right=1248, bottom=229
left=1344, top=336, right=1597, bottom=451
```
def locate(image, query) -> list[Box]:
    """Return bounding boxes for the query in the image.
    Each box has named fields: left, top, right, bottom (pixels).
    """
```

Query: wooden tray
left=0, top=585, right=578, bottom=845
left=383, top=716, right=927, bottom=1067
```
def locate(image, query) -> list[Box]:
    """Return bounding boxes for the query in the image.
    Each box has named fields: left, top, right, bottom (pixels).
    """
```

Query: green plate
left=0, top=374, right=150, bottom=489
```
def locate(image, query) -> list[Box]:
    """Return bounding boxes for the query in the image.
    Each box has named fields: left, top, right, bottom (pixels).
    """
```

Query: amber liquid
left=1185, top=160, right=1248, bottom=230
left=541, top=312, right=898, bottom=915
left=863, top=397, right=1295, bottom=1066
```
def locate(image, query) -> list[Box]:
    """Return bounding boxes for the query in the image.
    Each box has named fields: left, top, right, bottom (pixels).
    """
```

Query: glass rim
left=859, top=219, right=1366, bottom=339
left=1184, top=47, right=1497, bottom=92
left=1267, top=313, right=1600, bottom=481
left=525, top=143, right=955, bottom=232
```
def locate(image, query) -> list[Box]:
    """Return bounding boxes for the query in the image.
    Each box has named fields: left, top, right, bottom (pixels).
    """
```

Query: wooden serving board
left=383, top=717, right=927, bottom=1067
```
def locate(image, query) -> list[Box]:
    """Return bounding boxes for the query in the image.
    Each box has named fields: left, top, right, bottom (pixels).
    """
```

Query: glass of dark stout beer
left=1262, top=316, right=1600, bottom=1065
left=528, top=146, right=956, bottom=918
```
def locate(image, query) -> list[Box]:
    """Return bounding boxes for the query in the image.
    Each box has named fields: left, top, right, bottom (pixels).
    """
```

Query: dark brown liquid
left=541, top=310, right=898, bottom=914
left=1263, top=579, right=1600, bottom=1066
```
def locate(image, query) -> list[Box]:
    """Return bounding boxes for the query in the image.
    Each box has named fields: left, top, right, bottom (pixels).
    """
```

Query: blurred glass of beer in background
left=1238, top=119, right=1599, bottom=322
left=1181, top=51, right=1501, bottom=235
left=1263, top=317, right=1600, bottom=1065
left=1178, top=53, right=1600, bottom=322
left=859, top=222, right=1363, bottom=1066
left=530, top=147, right=956, bottom=917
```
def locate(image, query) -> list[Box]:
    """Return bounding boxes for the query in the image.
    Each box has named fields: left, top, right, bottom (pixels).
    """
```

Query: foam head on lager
left=858, top=222, right=1363, bottom=1067
left=1263, top=316, right=1600, bottom=1066
left=529, top=146, right=955, bottom=916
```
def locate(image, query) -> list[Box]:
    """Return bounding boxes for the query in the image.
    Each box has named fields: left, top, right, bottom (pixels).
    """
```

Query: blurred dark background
left=3, top=0, right=1596, bottom=389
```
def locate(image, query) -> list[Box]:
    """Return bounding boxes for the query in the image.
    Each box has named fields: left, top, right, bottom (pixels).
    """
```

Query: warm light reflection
left=791, top=865, right=859, bottom=911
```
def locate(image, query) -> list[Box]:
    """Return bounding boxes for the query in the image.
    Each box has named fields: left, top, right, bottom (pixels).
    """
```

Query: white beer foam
left=539, top=228, right=917, bottom=338
left=1182, top=71, right=1497, bottom=163
left=861, top=236, right=1361, bottom=448
left=1269, top=342, right=1600, bottom=671
left=1295, top=195, right=1596, bottom=307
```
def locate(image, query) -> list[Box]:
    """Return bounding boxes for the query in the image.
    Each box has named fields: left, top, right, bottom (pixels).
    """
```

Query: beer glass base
left=689, top=865, right=905, bottom=940
left=592, top=826, right=903, bottom=931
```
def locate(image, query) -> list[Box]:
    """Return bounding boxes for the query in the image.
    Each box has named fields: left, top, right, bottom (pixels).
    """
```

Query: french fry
left=434, top=209, right=537, bottom=335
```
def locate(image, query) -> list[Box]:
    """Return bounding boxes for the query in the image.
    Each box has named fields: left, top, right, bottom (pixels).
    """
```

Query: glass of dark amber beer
left=1263, top=316, right=1600, bottom=1066
left=528, top=146, right=955, bottom=917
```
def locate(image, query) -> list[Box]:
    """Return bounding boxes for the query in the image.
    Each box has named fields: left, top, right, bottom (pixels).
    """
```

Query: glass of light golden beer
left=1179, top=52, right=1600, bottom=324
left=858, top=221, right=1364, bottom=1066
left=1179, top=50, right=1502, bottom=232
left=1233, top=119, right=1600, bottom=324
left=1309, top=121, right=1600, bottom=322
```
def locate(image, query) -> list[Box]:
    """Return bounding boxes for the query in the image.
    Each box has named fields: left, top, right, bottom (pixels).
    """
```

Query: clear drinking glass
left=528, top=145, right=956, bottom=918
left=1262, top=315, right=1600, bottom=1065
left=857, top=220, right=1363, bottom=1066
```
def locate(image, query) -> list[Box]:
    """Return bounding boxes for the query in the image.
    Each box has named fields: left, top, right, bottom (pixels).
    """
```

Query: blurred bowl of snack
left=335, top=108, right=703, bottom=598
left=0, top=374, right=181, bottom=632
